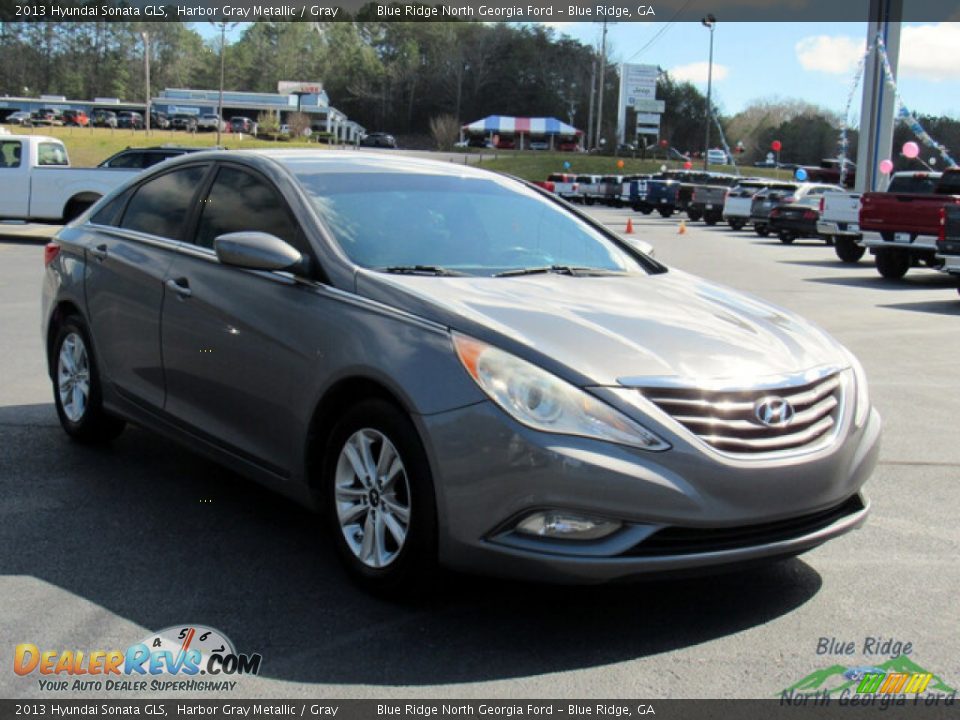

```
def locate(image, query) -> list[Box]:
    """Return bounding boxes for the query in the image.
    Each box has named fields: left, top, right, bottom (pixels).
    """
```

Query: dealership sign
left=617, top=64, right=663, bottom=144
left=277, top=81, right=324, bottom=95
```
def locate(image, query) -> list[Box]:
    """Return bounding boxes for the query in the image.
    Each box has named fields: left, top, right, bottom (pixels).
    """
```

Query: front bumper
left=418, top=397, right=881, bottom=584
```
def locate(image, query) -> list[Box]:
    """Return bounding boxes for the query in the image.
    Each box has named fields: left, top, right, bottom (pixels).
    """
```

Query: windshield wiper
left=381, top=265, right=465, bottom=276
left=495, top=265, right=621, bottom=278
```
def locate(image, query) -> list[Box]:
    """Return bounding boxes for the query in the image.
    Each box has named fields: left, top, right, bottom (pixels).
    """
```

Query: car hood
left=355, top=269, right=848, bottom=387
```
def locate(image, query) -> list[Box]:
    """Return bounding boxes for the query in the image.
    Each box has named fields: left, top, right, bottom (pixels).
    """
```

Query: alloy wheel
left=57, top=332, right=90, bottom=423
left=334, top=429, right=412, bottom=569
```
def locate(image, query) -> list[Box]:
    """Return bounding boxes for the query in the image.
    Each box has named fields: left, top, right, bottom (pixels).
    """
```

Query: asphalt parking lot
left=1, top=209, right=958, bottom=699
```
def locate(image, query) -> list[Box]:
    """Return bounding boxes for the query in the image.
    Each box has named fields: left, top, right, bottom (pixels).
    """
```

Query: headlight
left=845, top=349, right=870, bottom=428
left=452, top=333, right=669, bottom=451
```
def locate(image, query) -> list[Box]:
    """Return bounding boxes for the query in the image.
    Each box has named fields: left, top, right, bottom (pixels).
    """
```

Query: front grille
left=640, top=371, right=843, bottom=455
left=623, top=495, right=865, bottom=557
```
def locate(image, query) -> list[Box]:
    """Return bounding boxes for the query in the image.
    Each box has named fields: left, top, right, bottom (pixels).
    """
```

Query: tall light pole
left=595, top=20, right=609, bottom=150
left=210, top=21, right=237, bottom=145
left=701, top=14, right=716, bottom=171
left=140, top=31, right=151, bottom=134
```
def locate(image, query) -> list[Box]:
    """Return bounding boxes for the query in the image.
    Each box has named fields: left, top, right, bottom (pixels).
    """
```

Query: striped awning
left=462, top=115, right=582, bottom=136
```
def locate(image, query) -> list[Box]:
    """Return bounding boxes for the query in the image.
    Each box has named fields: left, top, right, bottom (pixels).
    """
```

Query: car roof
left=162, top=148, right=529, bottom=182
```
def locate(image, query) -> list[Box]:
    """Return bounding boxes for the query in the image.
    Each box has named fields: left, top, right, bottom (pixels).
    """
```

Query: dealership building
left=0, top=81, right=365, bottom=142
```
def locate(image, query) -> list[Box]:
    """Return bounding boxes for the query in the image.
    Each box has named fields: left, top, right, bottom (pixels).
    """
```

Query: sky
left=550, top=21, right=960, bottom=120
left=197, top=21, right=960, bottom=120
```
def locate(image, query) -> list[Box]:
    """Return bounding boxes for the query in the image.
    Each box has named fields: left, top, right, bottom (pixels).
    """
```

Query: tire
left=755, top=224, right=769, bottom=237
left=834, top=237, right=865, bottom=263
left=728, top=219, right=745, bottom=231
left=687, top=209, right=702, bottom=222
left=584, top=196, right=595, bottom=206
left=778, top=230, right=795, bottom=244
left=51, top=316, right=125, bottom=444
left=323, top=398, right=438, bottom=596
left=640, top=207, right=653, bottom=216
left=705, top=215, right=718, bottom=226
left=875, top=248, right=910, bottom=279
left=658, top=208, right=673, bottom=218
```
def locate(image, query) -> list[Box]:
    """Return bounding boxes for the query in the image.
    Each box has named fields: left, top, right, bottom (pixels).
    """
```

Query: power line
left=625, top=0, right=694, bottom=62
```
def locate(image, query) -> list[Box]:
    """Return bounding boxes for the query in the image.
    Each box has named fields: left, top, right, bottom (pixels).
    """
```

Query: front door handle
left=90, top=244, right=108, bottom=261
left=165, top=277, right=192, bottom=299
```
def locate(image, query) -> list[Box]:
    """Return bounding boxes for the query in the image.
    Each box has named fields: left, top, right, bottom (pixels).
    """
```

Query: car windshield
left=293, top=170, right=649, bottom=277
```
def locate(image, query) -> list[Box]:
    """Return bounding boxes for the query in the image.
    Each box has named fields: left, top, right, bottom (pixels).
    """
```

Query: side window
left=120, top=165, right=207, bottom=239
left=105, top=152, right=144, bottom=169
left=193, top=166, right=304, bottom=254
left=90, top=188, right=133, bottom=227
left=142, top=153, right=176, bottom=169
left=0, top=141, right=22, bottom=168
left=37, top=142, right=68, bottom=166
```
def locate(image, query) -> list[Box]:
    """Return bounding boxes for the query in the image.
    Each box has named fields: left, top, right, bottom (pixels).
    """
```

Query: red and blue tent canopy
left=462, top=116, right=582, bottom=136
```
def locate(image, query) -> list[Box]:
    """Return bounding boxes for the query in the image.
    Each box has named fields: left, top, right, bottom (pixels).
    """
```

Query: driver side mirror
left=214, top=232, right=311, bottom=277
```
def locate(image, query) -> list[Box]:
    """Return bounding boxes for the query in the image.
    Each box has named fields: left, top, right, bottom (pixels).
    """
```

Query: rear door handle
left=165, top=277, right=192, bottom=299
left=89, top=244, right=108, bottom=261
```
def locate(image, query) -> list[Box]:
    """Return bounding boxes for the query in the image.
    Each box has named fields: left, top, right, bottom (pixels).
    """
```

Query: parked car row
left=536, top=164, right=960, bottom=301
left=5, top=109, right=260, bottom=135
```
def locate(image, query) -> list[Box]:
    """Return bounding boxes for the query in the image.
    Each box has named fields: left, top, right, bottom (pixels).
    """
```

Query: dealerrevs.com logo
left=14, top=625, right=262, bottom=693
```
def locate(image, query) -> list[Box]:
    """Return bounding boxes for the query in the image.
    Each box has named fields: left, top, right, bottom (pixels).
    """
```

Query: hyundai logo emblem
left=754, top=396, right=795, bottom=427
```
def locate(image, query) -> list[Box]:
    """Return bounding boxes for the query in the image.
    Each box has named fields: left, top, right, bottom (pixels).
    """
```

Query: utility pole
left=586, top=57, right=596, bottom=151
left=217, top=22, right=226, bottom=145
left=595, top=20, right=608, bottom=150
left=141, top=31, right=150, bottom=134
left=701, top=14, right=716, bottom=171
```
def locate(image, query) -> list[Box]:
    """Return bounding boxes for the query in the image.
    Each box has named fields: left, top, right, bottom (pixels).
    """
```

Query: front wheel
left=51, top=317, right=125, bottom=443
left=755, top=223, right=769, bottom=237
left=875, top=248, right=910, bottom=279
left=640, top=207, right=653, bottom=216
left=834, top=237, right=865, bottom=263
left=658, top=207, right=673, bottom=218
left=728, top=219, right=745, bottom=231
left=323, top=399, right=438, bottom=595
left=687, top=209, right=702, bottom=222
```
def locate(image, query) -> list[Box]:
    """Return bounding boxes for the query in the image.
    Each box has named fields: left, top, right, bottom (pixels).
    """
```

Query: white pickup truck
left=817, top=190, right=864, bottom=263
left=0, top=135, right=138, bottom=222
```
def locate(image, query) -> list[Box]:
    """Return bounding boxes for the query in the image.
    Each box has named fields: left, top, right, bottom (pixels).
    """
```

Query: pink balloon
left=879, top=159, right=894, bottom=174
left=902, top=141, right=920, bottom=159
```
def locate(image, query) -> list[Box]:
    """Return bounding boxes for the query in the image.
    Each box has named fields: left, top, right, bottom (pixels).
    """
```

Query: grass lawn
left=6, top=126, right=793, bottom=183
left=6, top=125, right=324, bottom=167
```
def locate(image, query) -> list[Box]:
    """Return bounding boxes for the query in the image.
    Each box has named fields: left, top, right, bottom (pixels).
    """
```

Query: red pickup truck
left=859, top=168, right=960, bottom=279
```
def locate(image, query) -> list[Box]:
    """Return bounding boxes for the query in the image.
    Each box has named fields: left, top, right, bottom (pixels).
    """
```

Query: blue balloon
left=562, top=161, right=571, bottom=169
left=795, top=168, right=808, bottom=181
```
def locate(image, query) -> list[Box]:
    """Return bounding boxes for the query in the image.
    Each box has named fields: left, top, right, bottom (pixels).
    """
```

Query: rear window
left=37, top=142, right=68, bottom=166
left=935, top=172, right=960, bottom=195
left=889, top=175, right=941, bottom=194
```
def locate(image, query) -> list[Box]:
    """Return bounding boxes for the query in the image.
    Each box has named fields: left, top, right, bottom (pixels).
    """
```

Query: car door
left=84, top=163, right=211, bottom=409
left=159, top=163, right=319, bottom=475
left=0, top=139, right=29, bottom=218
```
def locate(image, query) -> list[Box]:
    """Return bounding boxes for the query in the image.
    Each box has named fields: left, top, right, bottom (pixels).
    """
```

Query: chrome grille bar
left=639, top=372, right=844, bottom=455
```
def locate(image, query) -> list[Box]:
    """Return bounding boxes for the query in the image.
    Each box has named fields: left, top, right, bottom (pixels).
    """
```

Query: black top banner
left=1, top=0, right=959, bottom=22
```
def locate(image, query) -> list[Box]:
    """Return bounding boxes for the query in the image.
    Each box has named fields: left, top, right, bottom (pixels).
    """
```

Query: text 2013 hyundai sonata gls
left=42, top=151, right=880, bottom=593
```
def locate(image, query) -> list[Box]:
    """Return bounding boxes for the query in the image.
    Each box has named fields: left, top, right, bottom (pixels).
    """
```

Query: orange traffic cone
left=625, top=218, right=634, bottom=234
left=678, top=220, right=687, bottom=235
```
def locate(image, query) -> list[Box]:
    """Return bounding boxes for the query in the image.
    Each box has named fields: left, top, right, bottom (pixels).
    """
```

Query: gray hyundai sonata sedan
left=42, top=151, right=880, bottom=593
